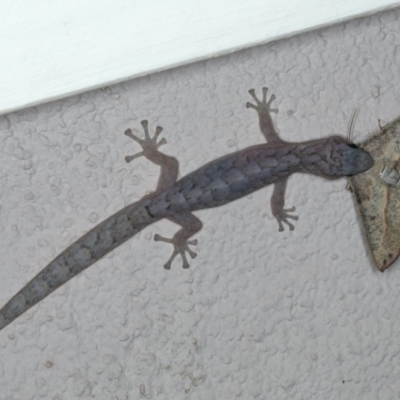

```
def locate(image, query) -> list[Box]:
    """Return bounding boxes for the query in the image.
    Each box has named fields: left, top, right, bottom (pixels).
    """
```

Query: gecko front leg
left=247, top=87, right=299, bottom=231
left=125, top=120, right=201, bottom=269
left=271, top=179, right=298, bottom=231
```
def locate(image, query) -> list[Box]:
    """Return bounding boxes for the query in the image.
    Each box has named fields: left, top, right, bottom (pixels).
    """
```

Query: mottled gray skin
left=0, top=88, right=373, bottom=331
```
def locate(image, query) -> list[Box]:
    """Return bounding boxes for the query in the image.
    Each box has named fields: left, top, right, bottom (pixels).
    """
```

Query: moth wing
left=349, top=118, right=400, bottom=272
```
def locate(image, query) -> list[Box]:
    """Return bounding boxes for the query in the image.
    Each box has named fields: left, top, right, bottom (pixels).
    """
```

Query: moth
left=348, top=117, right=400, bottom=272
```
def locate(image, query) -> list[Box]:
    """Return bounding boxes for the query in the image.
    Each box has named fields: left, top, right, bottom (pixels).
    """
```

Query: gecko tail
left=0, top=200, right=159, bottom=332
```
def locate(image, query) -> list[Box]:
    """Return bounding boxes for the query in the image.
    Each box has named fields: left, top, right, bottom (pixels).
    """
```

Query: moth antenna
left=347, top=108, right=359, bottom=142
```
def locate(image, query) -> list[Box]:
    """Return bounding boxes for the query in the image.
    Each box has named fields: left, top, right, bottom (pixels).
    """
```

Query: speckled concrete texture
left=1, top=8, right=400, bottom=400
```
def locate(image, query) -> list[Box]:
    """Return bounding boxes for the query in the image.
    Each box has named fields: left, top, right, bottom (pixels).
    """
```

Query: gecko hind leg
left=246, top=87, right=280, bottom=143
left=124, top=120, right=179, bottom=192
left=154, top=213, right=202, bottom=269
left=247, top=87, right=278, bottom=112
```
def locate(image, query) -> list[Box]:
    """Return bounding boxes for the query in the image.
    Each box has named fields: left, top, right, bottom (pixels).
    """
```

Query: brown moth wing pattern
left=349, top=117, right=400, bottom=272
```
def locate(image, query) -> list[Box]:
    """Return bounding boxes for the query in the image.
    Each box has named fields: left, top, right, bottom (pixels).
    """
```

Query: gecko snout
left=344, top=145, right=374, bottom=176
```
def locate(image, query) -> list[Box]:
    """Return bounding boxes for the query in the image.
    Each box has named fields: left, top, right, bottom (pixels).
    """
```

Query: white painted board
left=1, top=0, right=399, bottom=115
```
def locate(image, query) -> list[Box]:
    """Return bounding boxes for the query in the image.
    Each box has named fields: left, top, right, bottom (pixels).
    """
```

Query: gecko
left=0, top=87, right=373, bottom=331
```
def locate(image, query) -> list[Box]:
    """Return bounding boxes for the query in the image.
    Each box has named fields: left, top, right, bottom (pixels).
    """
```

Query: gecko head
left=322, top=137, right=374, bottom=178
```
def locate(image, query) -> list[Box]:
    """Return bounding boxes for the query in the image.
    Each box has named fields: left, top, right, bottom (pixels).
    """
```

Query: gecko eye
left=348, top=143, right=358, bottom=149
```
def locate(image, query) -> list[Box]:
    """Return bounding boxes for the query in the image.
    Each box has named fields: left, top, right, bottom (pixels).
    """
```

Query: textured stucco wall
left=1, top=8, right=400, bottom=400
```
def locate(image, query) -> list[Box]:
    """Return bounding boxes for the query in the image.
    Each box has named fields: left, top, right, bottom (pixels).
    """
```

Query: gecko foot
left=274, top=207, right=299, bottom=232
left=246, top=87, right=278, bottom=114
left=154, top=234, right=198, bottom=270
left=124, top=120, right=167, bottom=163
